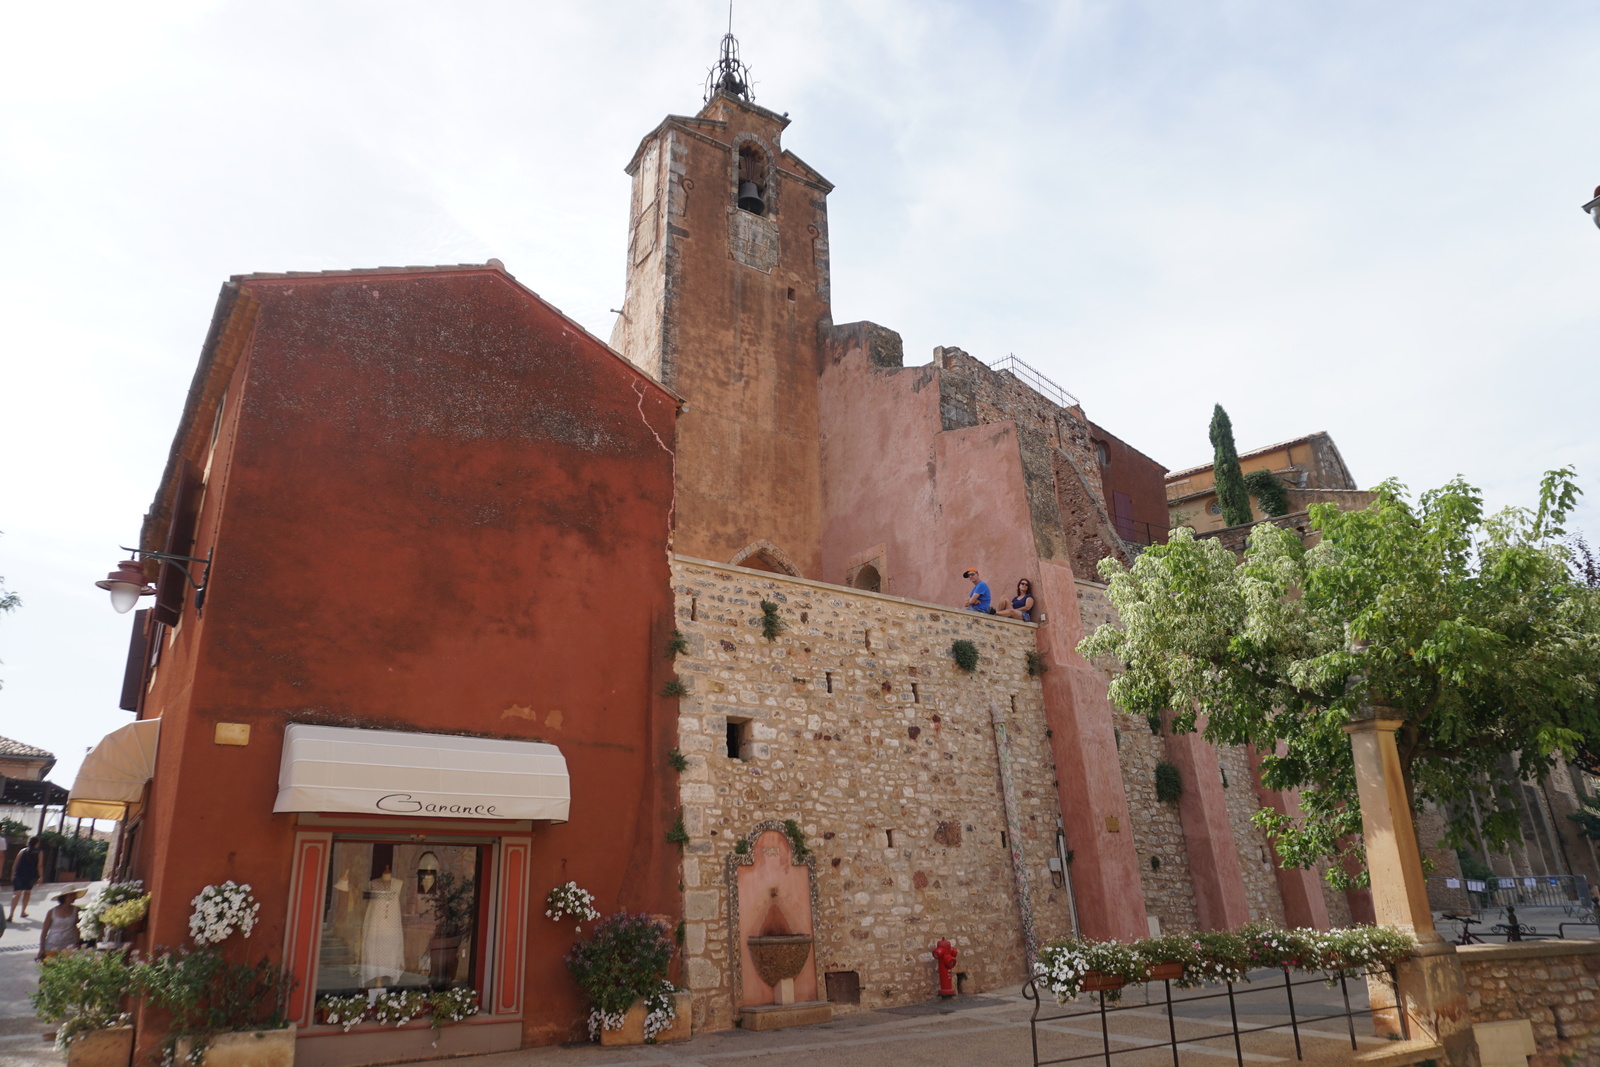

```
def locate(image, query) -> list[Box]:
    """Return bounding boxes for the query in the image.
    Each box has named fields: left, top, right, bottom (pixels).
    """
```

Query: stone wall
left=1460, top=940, right=1600, bottom=1066
left=1216, top=744, right=1286, bottom=926
left=671, top=557, right=1075, bottom=1031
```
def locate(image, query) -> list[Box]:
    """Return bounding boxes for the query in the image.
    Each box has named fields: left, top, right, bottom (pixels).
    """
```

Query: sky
left=2, top=0, right=1599, bottom=792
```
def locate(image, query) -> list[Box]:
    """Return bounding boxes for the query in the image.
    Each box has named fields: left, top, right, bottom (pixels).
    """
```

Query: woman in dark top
left=8, top=837, right=41, bottom=922
left=994, top=578, right=1036, bottom=622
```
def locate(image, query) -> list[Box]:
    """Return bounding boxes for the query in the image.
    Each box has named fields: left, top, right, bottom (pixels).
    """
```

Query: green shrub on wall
left=950, top=640, right=979, bottom=672
left=1243, top=469, right=1290, bottom=518
left=759, top=601, right=786, bottom=641
left=1155, top=761, right=1183, bottom=803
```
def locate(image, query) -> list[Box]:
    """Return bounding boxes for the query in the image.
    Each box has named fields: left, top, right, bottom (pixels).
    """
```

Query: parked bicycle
left=1442, top=912, right=1484, bottom=945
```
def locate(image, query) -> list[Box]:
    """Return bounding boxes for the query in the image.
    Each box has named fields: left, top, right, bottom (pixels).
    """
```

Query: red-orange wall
left=133, top=267, right=681, bottom=1049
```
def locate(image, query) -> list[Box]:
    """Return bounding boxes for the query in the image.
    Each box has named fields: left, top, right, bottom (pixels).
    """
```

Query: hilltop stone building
left=78, top=42, right=1373, bottom=1063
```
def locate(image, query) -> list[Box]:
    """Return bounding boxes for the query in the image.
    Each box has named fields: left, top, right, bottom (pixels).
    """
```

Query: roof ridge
left=0, top=735, right=55, bottom=759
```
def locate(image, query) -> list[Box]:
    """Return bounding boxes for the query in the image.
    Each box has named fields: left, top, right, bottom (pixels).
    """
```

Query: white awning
left=67, top=719, right=161, bottom=821
left=273, top=724, right=569, bottom=822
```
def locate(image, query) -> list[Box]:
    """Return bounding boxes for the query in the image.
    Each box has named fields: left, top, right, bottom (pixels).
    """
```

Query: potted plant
left=565, top=912, right=689, bottom=1045
left=136, top=882, right=295, bottom=1066
left=32, top=947, right=136, bottom=1067
left=78, top=881, right=148, bottom=944
left=1134, top=933, right=1205, bottom=986
left=426, top=871, right=477, bottom=985
left=139, top=949, right=295, bottom=1067
left=1035, top=938, right=1145, bottom=1001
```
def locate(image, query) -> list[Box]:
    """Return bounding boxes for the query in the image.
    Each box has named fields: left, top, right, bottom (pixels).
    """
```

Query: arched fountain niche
left=726, top=821, right=831, bottom=1029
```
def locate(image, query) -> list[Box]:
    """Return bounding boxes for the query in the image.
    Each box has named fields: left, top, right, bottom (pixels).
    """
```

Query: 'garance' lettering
left=375, top=793, right=500, bottom=817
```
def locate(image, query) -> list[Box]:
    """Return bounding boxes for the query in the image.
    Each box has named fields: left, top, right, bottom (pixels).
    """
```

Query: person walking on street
left=38, top=889, right=83, bottom=959
left=8, top=836, right=41, bottom=921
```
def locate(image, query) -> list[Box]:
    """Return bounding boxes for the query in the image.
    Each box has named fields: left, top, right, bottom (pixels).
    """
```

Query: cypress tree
left=1209, top=404, right=1253, bottom=527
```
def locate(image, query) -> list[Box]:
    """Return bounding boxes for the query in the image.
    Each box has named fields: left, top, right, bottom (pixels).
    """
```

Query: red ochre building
left=75, top=41, right=1358, bottom=1064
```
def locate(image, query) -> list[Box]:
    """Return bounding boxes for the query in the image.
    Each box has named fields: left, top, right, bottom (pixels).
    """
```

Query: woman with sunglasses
left=994, top=578, right=1035, bottom=622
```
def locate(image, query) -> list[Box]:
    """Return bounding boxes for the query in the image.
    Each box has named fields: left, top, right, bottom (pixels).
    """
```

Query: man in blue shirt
left=963, top=568, right=991, bottom=613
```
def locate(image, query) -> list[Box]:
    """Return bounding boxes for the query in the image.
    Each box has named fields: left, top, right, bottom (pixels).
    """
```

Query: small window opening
left=1000, top=831, right=1009, bottom=849
left=864, top=629, right=872, bottom=649
left=786, top=287, right=796, bottom=301
left=955, top=972, right=968, bottom=995
left=1096, top=440, right=1110, bottom=467
left=1009, top=694, right=1017, bottom=716
left=885, top=829, right=896, bottom=848
left=852, top=563, right=882, bottom=592
left=726, top=718, right=751, bottom=760
left=825, top=671, right=833, bottom=693
left=690, top=597, right=698, bottom=621
left=911, top=683, right=920, bottom=704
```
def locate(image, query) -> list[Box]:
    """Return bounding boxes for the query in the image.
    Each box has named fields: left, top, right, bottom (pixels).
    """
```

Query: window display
left=317, top=841, right=484, bottom=997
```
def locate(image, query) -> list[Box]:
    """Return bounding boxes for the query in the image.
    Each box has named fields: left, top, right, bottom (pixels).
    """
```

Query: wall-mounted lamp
left=95, top=546, right=212, bottom=614
left=1585, top=185, right=1600, bottom=232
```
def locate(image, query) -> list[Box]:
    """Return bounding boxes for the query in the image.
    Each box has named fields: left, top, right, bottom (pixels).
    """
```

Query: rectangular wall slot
left=885, top=829, right=896, bottom=848
left=911, top=683, right=920, bottom=703
left=726, top=718, right=751, bottom=760
left=825, top=671, right=833, bottom=693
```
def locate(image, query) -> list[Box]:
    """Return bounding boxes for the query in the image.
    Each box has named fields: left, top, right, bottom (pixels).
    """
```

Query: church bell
left=737, top=180, right=765, bottom=216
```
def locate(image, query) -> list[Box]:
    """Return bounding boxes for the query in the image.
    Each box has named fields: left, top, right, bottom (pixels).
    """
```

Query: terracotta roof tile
left=0, top=735, right=54, bottom=760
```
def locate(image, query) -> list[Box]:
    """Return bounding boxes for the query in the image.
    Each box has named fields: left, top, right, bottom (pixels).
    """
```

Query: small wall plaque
left=1105, top=816, right=1120, bottom=832
left=214, top=722, right=250, bottom=746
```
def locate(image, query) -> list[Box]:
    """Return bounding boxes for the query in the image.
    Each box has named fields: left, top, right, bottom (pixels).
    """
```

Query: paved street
left=1, top=895, right=1575, bottom=1067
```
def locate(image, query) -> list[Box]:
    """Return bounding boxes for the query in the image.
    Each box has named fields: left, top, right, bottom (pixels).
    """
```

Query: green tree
left=1080, top=469, right=1600, bottom=885
left=1209, top=405, right=1253, bottom=527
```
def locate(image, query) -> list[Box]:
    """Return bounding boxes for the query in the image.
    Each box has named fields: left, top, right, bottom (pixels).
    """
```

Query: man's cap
left=963, top=567, right=979, bottom=577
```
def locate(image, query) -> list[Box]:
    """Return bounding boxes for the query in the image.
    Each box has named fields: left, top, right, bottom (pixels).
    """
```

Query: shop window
left=316, top=840, right=486, bottom=997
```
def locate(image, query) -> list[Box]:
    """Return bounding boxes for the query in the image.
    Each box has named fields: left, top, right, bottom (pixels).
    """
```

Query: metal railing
left=1023, top=967, right=1402, bottom=1067
left=986, top=353, right=1080, bottom=411
left=1114, top=517, right=1167, bottom=547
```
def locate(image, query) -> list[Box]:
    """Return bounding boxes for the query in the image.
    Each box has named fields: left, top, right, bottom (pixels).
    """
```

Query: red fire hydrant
left=933, top=938, right=958, bottom=998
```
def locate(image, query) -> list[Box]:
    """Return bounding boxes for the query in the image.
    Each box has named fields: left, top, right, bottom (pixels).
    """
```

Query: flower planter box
left=108, top=917, right=146, bottom=938
left=598, top=992, right=692, bottom=1046
left=175, top=1025, right=295, bottom=1067
left=1079, top=971, right=1126, bottom=992
left=66, top=1026, right=133, bottom=1067
left=1145, top=962, right=1184, bottom=982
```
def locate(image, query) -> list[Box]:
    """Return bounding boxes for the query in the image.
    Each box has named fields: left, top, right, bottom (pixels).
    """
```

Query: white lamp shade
left=107, top=582, right=145, bottom=614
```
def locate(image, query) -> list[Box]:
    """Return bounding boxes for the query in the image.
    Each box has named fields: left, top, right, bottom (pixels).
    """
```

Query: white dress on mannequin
left=359, top=875, right=406, bottom=986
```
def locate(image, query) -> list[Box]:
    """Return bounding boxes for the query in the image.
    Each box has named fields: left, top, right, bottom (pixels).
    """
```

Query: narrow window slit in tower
left=825, top=671, right=833, bottom=693
left=786, top=287, right=796, bottom=301
left=864, top=629, right=872, bottom=649
left=1010, top=695, right=1017, bottom=716
left=690, top=598, right=698, bottom=622
left=911, top=683, right=920, bottom=704
left=1000, top=831, right=1008, bottom=849
left=886, top=829, right=895, bottom=848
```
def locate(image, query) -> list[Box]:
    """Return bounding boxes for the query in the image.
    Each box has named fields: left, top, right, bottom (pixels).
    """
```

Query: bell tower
left=610, top=33, right=833, bottom=578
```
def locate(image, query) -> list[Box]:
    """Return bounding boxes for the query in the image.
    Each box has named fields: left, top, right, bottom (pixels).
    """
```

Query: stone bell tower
left=610, top=33, right=833, bottom=578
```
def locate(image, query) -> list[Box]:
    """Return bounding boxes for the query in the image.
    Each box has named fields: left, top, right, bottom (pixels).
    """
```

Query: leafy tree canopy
left=1080, top=469, right=1600, bottom=886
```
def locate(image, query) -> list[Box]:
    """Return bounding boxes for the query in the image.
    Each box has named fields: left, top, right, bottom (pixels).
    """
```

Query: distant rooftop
left=0, top=735, right=54, bottom=760
left=1165, top=431, right=1330, bottom=482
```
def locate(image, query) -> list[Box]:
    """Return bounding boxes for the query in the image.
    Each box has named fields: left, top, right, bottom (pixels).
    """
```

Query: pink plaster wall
left=818, top=337, right=1037, bottom=609
left=1164, top=725, right=1251, bottom=930
left=1035, top=559, right=1148, bottom=941
left=1248, top=747, right=1332, bottom=931
left=737, top=831, right=819, bottom=1007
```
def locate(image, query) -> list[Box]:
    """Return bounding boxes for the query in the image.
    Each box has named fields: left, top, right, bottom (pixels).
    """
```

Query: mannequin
left=359, top=865, right=406, bottom=987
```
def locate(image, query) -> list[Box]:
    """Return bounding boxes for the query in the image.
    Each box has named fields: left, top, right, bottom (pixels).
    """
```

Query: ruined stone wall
left=671, top=557, right=1074, bottom=1031
left=1460, top=940, right=1600, bottom=1066
left=1218, top=744, right=1287, bottom=926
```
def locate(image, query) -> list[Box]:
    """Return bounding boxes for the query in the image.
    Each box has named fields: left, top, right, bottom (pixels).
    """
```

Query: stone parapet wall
left=671, top=557, right=1074, bottom=1031
left=1459, top=940, right=1600, bottom=1066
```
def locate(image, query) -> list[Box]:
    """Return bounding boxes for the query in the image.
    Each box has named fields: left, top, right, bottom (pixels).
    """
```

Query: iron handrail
left=1023, top=965, right=1402, bottom=1067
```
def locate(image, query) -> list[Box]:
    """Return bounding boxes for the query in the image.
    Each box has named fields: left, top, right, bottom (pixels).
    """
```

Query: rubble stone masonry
left=671, top=557, right=1075, bottom=1030
left=1459, top=940, right=1600, bottom=1066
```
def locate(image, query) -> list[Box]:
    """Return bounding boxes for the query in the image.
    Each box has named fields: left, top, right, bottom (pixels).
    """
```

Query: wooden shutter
left=118, top=609, right=150, bottom=712
left=152, top=460, right=204, bottom=626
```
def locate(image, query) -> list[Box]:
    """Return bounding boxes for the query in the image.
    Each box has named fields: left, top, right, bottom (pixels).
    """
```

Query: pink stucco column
left=1247, top=746, right=1331, bottom=931
left=1035, top=560, right=1147, bottom=941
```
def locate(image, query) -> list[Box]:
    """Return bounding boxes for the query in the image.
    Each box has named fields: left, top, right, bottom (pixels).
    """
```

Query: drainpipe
left=989, top=703, right=1038, bottom=965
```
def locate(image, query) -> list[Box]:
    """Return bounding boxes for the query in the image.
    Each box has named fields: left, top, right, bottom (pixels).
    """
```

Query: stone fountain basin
left=747, top=934, right=814, bottom=987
